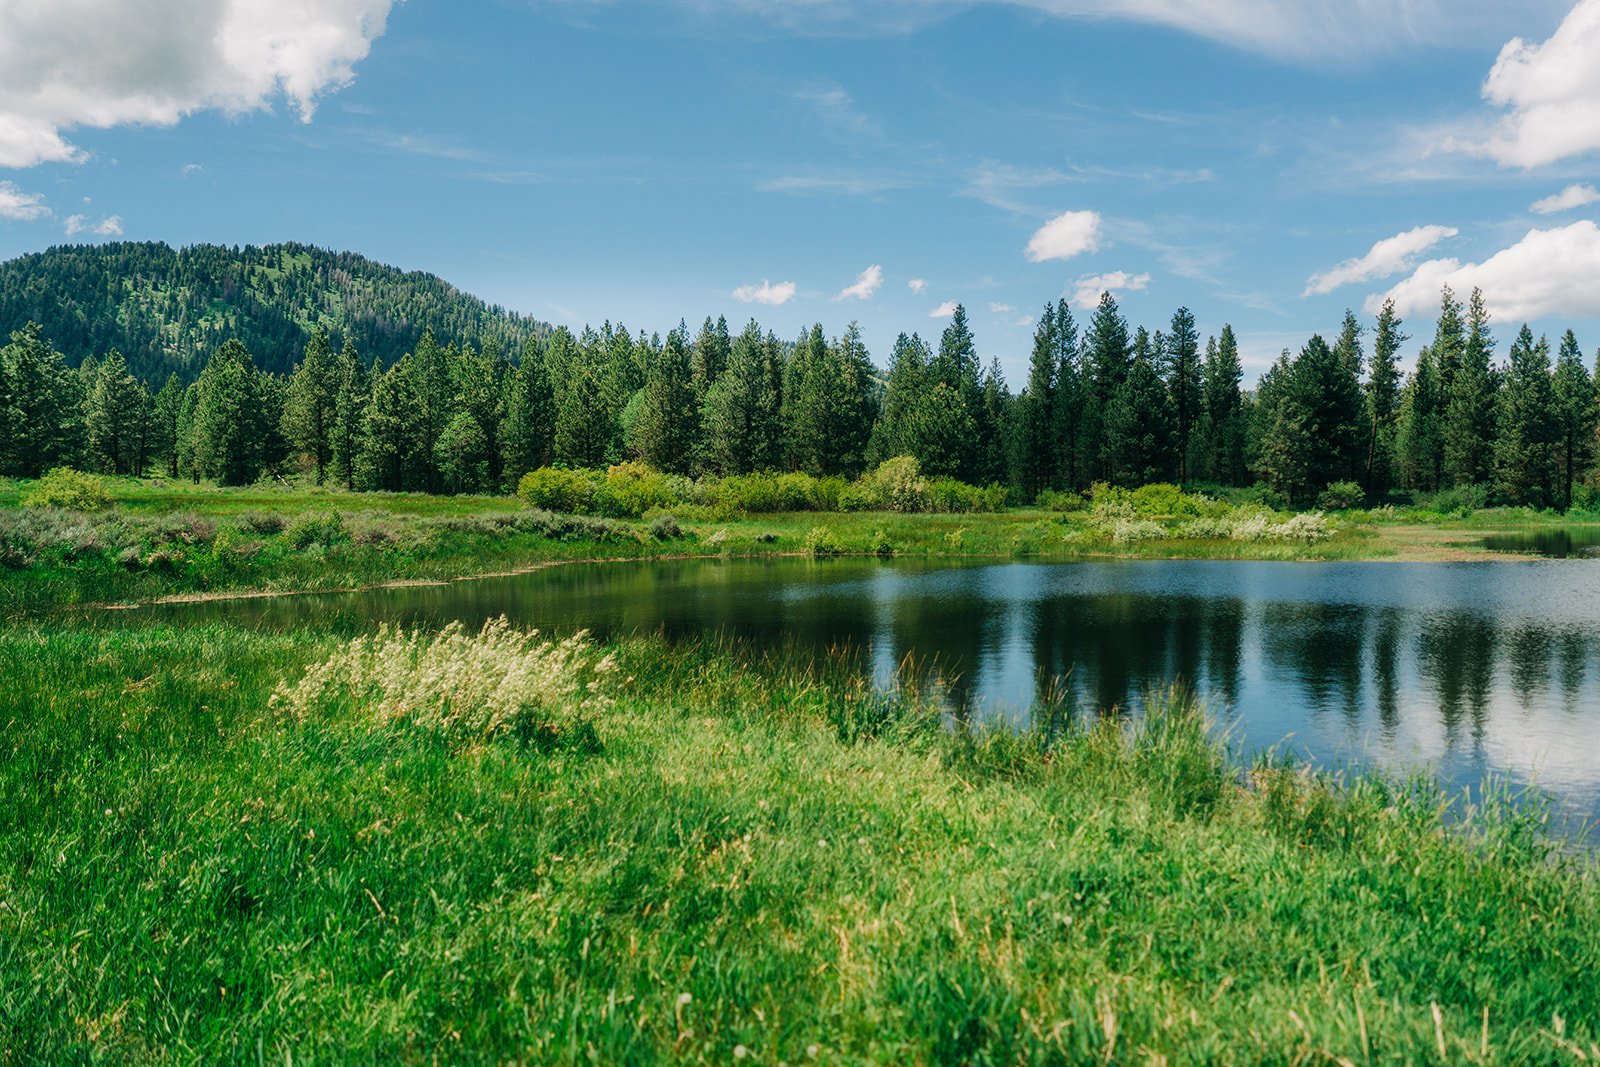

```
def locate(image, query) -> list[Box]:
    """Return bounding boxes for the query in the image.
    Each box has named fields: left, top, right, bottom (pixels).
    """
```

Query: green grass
left=2, top=619, right=1597, bottom=1063
left=1, top=477, right=1399, bottom=617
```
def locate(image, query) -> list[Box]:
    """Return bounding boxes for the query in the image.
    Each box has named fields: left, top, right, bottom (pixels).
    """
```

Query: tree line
left=2, top=284, right=1597, bottom=509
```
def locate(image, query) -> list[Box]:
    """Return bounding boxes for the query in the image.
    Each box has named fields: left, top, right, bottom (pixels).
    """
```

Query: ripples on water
left=142, top=557, right=1600, bottom=826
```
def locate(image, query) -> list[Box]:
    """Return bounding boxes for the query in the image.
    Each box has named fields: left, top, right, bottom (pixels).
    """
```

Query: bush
left=1129, top=483, right=1203, bottom=518
left=803, top=525, right=845, bottom=557
left=20, top=468, right=111, bottom=512
left=870, top=528, right=895, bottom=557
left=853, top=457, right=928, bottom=513
left=283, top=512, right=348, bottom=551
left=594, top=462, right=698, bottom=518
left=517, top=467, right=600, bottom=514
left=1315, top=481, right=1365, bottom=511
left=1419, top=483, right=1489, bottom=517
left=648, top=514, right=684, bottom=540
left=1034, top=488, right=1087, bottom=512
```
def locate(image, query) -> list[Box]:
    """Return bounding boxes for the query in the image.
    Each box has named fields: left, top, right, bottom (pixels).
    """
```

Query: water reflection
left=1483, top=528, right=1600, bottom=558
left=137, top=558, right=1600, bottom=823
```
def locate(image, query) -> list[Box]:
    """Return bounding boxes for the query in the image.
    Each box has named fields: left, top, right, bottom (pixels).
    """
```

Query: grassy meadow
left=2, top=618, right=1598, bottom=1064
left=9, top=471, right=1592, bottom=616
left=6, top=472, right=1600, bottom=1062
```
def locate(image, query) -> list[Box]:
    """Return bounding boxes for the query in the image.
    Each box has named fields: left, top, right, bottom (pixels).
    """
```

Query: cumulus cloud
left=64, top=213, right=123, bottom=237
left=1303, top=225, right=1459, bottom=296
left=930, top=300, right=960, bottom=318
left=0, top=181, right=49, bottom=221
left=835, top=264, right=883, bottom=301
left=1531, top=183, right=1600, bottom=214
left=1471, top=0, right=1600, bottom=168
left=0, top=0, right=395, bottom=168
left=732, top=279, right=797, bottom=306
left=1025, top=210, right=1102, bottom=263
left=908, top=278, right=928, bottom=294
left=1372, top=221, right=1600, bottom=322
left=1070, top=271, right=1150, bottom=308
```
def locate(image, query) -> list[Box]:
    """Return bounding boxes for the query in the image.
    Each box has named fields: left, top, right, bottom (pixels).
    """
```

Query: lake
left=142, top=557, right=1600, bottom=827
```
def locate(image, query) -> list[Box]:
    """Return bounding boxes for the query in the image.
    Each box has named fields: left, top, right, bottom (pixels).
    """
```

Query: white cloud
left=0, top=0, right=395, bottom=168
left=732, top=279, right=797, bottom=306
left=1025, top=210, right=1102, bottom=263
left=1303, top=224, right=1459, bottom=296
left=908, top=278, right=928, bottom=294
left=1013, top=315, right=1035, bottom=328
left=835, top=264, right=883, bottom=301
left=792, top=83, right=879, bottom=137
left=930, top=300, right=960, bottom=318
left=1472, top=0, right=1600, bottom=168
left=0, top=181, right=49, bottom=221
left=988, top=302, right=1014, bottom=313
left=1372, top=221, right=1600, bottom=322
left=1070, top=271, right=1150, bottom=308
left=64, top=213, right=122, bottom=237
left=1531, top=183, right=1600, bottom=214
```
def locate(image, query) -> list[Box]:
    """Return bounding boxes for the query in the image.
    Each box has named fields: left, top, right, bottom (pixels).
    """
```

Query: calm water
left=1483, top=528, right=1600, bottom=559
left=140, top=558, right=1600, bottom=825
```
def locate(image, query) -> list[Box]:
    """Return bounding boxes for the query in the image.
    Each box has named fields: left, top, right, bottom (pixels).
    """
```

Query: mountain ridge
left=0, top=241, right=550, bottom=382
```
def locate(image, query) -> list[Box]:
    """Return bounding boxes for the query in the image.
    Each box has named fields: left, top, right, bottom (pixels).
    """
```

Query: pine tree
left=632, top=327, right=698, bottom=473
left=151, top=373, right=183, bottom=478
left=410, top=328, right=454, bottom=491
left=871, top=333, right=931, bottom=464
left=1365, top=300, right=1405, bottom=496
left=1552, top=330, right=1597, bottom=510
left=701, top=321, right=782, bottom=475
left=1443, top=288, right=1497, bottom=488
left=1108, top=328, right=1176, bottom=486
left=1050, top=301, right=1083, bottom=490
left=358, top=360, right=419, bottom=492
left=1253, top=352, right=1312, bottom=501
left=435, top=410, right=490, bottom=494
left=1015, top=308, right=1058, bottom=499
left=905, top=381, right=976, bottom=478
left=1294, top=332, right=1364, bottom=492
left=502, top=337, right=555, bottom=482
left=818, top=322, right=878, bottom=477
left=1, top=323, right=81, bottom=476
left=1493, top=325, right=1556, bottom=507
left=554, top=368, right=610, bottom=468
left=1080, top=292, right=1131, bottom=484
left=1396, top=346, right=1443, bottom=491
left=978, top=357, right=1010, bottom=486
left=1166, top=307, right=1202, bottom=484
left=85, top=349, right=149, bottom=475
left=783, top=324, right=829, bottom=473
left=935, top=305, right=985, bottom=481
left=1329, top=310, right=1368, bottom=483
left=1198, top=326, right=1246, bottom=485
left=330, top=340, right=368, bottom=490
left=456, top=339, right=507, bottom=487
left=692, top=316, right=731, bottom=398
left=284, top=327, right=337, bottom=483
left=190, top=340, right=265, bottom=485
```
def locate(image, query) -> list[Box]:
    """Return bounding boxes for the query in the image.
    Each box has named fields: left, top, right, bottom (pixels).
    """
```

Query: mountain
left=0, top=241, right=550, bottom=382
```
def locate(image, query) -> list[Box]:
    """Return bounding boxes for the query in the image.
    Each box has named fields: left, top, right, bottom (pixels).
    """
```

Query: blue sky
left=3, top=0, right=1600, bottom=384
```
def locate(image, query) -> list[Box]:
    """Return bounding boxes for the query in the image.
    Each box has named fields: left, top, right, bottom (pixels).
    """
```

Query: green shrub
left=1034, top=488, right=1087, bottom=512
left=517, top=467, right=600, bottom=514
left=1129, top=482, right=1202, bottom=518
left=855, top=457, right=928, bottom=512
left=283, top=512, right=349, bottom=551
left=1419, top=483, right=1489, bottom=517
left=593, top=461, right=697, bottom=518
left=648, top=514, right=684, bottom=540
left=20, top=468, right=111, bottom=512
left=803, top=525, right=845, bottom=557
left=1316, top=481, right=1365, bottom=511
left=870, top=528, right=895, bottom=557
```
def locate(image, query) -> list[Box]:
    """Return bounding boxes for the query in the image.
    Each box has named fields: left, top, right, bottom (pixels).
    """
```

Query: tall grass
left=2, top=619, right=1596, bottom=1063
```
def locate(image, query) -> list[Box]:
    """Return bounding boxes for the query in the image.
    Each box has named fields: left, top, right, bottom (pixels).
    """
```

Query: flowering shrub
left=272, top=617, right=619, bottom=748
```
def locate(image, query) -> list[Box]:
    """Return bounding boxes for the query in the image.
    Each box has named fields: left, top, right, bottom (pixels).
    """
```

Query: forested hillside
left=0, top=242, right=548, bottom=381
